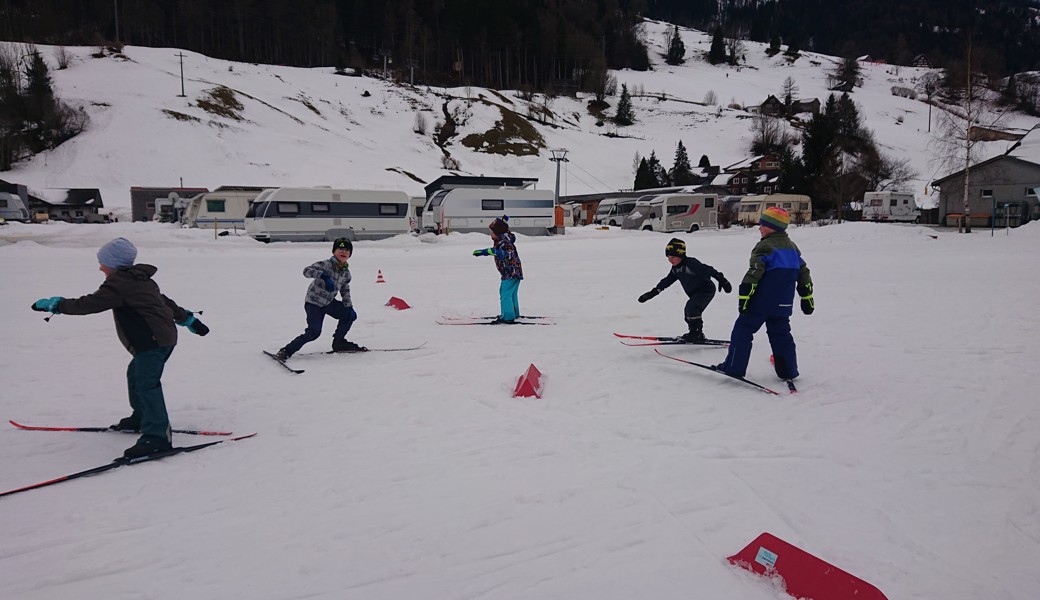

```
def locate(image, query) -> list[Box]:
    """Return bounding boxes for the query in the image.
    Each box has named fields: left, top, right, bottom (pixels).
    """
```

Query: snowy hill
left=4, top=19, right=1038, bottom=213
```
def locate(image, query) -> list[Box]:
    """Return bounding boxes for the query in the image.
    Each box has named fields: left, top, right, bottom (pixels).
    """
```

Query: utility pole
left=113, top=0, right=120, bottom=43
left=406, top=59, right=418, bottom=86
left=176, top=52, right=186, bottom=97
left=373, top=49, right=392, bottom=80
left=549, top=148, right=569, bottom=206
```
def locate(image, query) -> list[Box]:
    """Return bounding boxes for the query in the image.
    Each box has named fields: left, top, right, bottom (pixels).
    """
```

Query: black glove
left=638, top=289, right=659, bottom=303
left=798, top=282, right=814, bottom=315
left=717, top=277, right=732, bottom=293
left=737, top=283, right=756, bottom=313
left=189, top=319, right=210, bottom=336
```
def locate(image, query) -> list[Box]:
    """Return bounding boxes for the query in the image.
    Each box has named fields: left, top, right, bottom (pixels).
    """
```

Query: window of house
left=206, top=199, right=226, bottom=213
left=379, top=204, right=399, bottom=215
left=980, top=189, right=993, bottom=198
left=763, top=186, right=772, bottom=194
left=481, top=199, right=504, bottom=211
left=277, top=202, right=300, bottom=214
left=311, top=203, right=330, bottom=213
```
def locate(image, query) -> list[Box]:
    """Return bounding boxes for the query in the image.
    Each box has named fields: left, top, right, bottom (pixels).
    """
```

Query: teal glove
left=473, top=248, right=494, bottom=257
left=176, top=312, right=197, bottom=328
left=32, top=296, right=64, bottom=313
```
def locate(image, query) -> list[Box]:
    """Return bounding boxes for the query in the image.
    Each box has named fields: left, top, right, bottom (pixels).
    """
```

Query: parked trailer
left=245, top=187, right=412, bottom=243
left=862, top=191, right=920, bottom=223
left=421, top=188, right=554, bottom=235
left=185, top=188, right=269, bottom=229
left=0, top=189, right=30, bottom=222
left=738, top=194, right=813, bottom=226
left=641, top=194, right=720, bottom=232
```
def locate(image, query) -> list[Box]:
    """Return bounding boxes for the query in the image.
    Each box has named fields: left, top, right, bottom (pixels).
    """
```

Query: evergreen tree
left=671, top=141, right=694, bottom=185
left=647, top=151, right=667, bottom=187
left=834, top=92, right=861, bottom=140
left=634, top=157, right=658, bottom=190
left=698, top=154, right=712, bottom=169
left=665, top=25, right=686, bottom=65
left=709, top=27, right=727, bottom=65
left=768, top=35, right=782, bottom=56
left=614, top=83, right=635, bottom=125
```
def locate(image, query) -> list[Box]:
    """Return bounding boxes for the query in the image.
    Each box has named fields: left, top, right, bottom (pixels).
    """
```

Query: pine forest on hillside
left=2, top=0, right=1038, bottom=90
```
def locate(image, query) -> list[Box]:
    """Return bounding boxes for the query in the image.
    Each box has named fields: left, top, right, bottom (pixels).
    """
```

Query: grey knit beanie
left=97, top=237, right=138, bottom=269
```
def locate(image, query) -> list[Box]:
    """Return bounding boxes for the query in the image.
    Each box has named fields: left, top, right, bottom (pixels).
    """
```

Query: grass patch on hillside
left=460, top=106, right=545, bottom=156
left=162, top=109, right=201, bottom=123
left=196, top=86, right=245, bottom=121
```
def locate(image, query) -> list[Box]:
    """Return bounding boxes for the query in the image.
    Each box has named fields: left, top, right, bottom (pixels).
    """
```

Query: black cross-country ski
left=9, top=420, right=231, bottom=436
left=613, top=333, right=729, bottom=346
left=263, top=351, right=305, bottom=374
left=436, top=318, right=555, bottom=326
left=440, top=315, right=553, bottom=321
left=0, top=433, right=258, bottom=499
left=785, top=379, right=798, bottom=394
left=298, top=342, right=428, bottom=356
left=653, top=348, right=780, bottom=395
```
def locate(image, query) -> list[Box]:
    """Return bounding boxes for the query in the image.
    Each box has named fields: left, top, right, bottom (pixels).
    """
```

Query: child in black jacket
left=637, top=238, right=731, bottom=342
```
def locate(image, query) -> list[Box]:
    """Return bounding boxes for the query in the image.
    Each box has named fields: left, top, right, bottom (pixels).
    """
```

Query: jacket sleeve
left=57, top=281, right=124, bottom=315
left=302, top=260, right=328, bottom=279
left=161, top=295, right=191, bottom=323
left=797, top=259, right=813, bottom=291
left=655, top=270, right=678, bottom=291
left=741, top=241, right=770, bottom=285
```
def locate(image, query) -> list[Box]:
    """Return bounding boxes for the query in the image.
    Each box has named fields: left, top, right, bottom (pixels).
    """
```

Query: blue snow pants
left=719, top=313, right=799, bottom=379
left=285, top=301, right=356, bottom=354
left=499, top=278, right=521, bottom=321
left=126, top=345, right=175, bottom=444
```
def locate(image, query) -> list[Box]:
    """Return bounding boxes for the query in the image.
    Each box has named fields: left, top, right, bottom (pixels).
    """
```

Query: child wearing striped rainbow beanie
left=759, top=206, right=791, bottom=232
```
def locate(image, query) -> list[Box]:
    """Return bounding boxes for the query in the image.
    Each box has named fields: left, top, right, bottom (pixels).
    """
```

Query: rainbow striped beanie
left=759, top=207, right=790, bottom=231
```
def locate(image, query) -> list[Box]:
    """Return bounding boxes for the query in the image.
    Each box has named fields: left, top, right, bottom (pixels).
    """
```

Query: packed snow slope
left=1, top=220, right=1038, bottom=599
left=4, top=19, right=1038, bottom=213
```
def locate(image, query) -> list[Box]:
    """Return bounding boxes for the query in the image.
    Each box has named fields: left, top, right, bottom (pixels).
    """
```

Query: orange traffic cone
left=375, top=269, right=386, bottom=284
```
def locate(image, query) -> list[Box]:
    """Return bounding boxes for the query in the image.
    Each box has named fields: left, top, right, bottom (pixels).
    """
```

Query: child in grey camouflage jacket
left=276, top=238, right=366, bottom=359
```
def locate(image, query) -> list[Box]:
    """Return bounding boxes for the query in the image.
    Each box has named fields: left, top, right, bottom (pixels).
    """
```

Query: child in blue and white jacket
left=473, top=216, right=524, bottom=324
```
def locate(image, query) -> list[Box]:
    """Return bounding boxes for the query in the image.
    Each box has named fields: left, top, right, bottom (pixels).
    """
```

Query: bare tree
left=703, top=89, right=718, bottom=105
left=413, top=111, right=428, bottom=134
left=781, top=76, right=798, bottom=100
left=53, top=46, right=71, bottom=70
left=749, top=114, right=794, bottom=155
left=917, top=72, right=942, bottom=132
left=929, top=37, right=1011, bottom=233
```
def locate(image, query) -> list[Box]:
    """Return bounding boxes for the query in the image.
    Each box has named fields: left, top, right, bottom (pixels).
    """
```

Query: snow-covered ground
left=2, top=220, right=1039, bottom=599
left=4, top=19, right=1037, bottom=215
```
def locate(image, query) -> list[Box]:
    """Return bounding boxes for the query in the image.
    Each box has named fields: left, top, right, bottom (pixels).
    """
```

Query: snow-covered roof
left=710, top=173, right=732, bottom=186
left=1007, top=125, right=1040, bottom=165
left=724, top=155, right=764, bottom=171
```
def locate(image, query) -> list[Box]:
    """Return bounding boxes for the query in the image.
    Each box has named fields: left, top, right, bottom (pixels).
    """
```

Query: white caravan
left=421, top=188, right=554, bottom=235
left=245, top=187, right=412, bottom=242
left=641, top=194, right=719, bottom=232
left=738, top=194, right=813, bottom=226
left=862, top=191, right=920, bottom=223
left=0, top=189, right=30, bottom=222
left=185, top=188, right=268, bottom=229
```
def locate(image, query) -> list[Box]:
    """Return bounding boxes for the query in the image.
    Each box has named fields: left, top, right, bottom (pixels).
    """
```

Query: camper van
left=185, top=187, right=268, bottom=229
left=862, top=191, right=920, bottom=223
left=620, top=196, right=658, bottom=230
left=738, top=194, right=813, bottom=226
left=593, top=197, right=642, bottom=226
left=640, top=194, right=719, bottom=232
left=245, top=187, right=412, bottom=243
left=421, top=188, right=555, bottom=235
